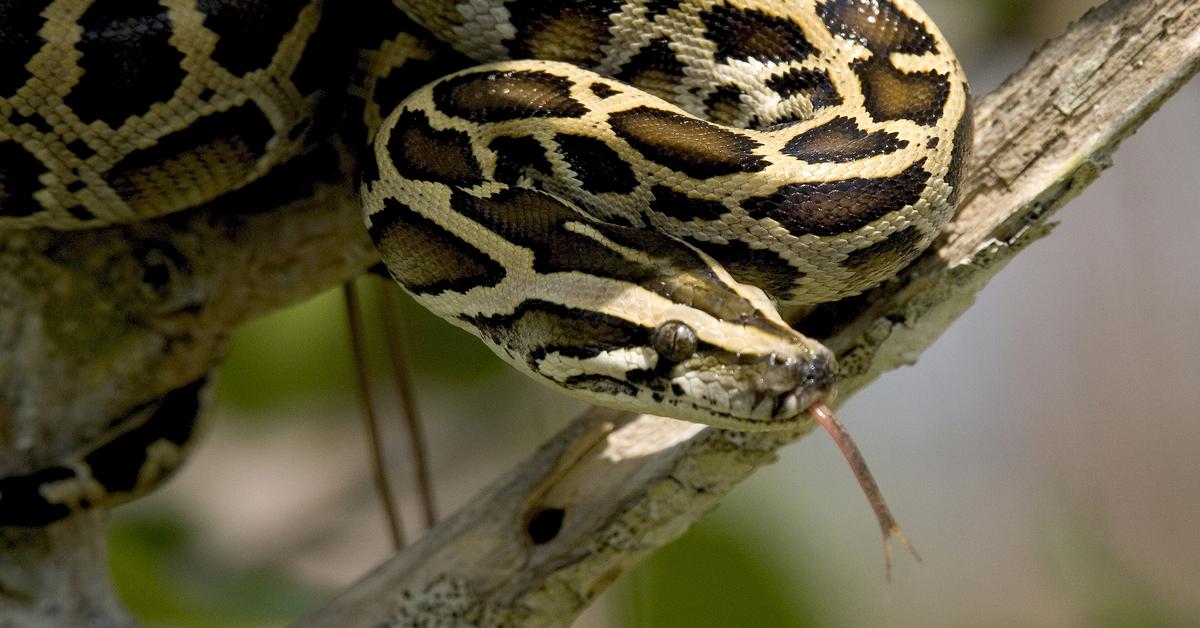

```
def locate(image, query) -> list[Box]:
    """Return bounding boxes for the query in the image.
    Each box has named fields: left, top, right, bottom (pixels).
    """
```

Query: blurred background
left=108, top=1, right=1200, bottom=626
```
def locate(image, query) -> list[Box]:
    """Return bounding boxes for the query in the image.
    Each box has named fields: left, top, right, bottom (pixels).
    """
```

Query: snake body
left=0, top=0, right=970, bottom=523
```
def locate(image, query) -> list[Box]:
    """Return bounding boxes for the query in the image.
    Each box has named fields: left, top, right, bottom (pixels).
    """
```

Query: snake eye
left=652, top=320, right=698, bottom=363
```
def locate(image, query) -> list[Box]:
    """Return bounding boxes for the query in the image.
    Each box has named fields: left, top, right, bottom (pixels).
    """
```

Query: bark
left=0, top=145, right=376, bottom=626
left=1, top=0, right=1197, bottom=625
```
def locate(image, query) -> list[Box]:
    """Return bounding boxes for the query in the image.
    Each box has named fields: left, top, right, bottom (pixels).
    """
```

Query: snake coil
left=0, top=0, right=969, bottom=526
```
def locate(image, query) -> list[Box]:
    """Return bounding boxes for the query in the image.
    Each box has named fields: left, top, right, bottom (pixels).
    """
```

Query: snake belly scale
left=0, top=0, right=970, bottom=524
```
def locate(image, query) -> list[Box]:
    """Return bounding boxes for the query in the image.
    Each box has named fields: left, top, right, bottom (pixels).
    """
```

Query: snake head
left=510, top=306, right=837, bottom=430
left=451, top=217, right=838, bottom=430
left=373, top=180, right=838, bottom=430
left=637, top=317, right=837, bottom=428
left=475, top=302, right=837, bottom=430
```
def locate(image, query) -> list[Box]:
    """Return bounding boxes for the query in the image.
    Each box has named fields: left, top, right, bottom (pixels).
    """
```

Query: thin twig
left=343, top=280, right=405, bottom=549
left=377, top=279, right=439, bottom=530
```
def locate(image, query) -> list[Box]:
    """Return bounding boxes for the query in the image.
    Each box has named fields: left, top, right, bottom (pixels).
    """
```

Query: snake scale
left=0, top=0, right=970, bottom=530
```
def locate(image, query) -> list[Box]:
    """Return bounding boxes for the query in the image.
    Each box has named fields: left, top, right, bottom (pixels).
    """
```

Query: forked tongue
left=809, top=403, right=922, bottom=581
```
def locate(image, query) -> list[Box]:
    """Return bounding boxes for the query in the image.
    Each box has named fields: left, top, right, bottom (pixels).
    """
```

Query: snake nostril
left=790, top=354, right=833, bottom=391
left=815, top=356, right=835, bottom=390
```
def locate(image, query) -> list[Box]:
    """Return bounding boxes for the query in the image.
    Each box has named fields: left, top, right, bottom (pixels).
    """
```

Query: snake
left=0, top=0, right=971, bottom=528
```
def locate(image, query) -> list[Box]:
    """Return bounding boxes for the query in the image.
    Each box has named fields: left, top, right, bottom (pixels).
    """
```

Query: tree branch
left=296, top=1, right=1200, bottom=625
left=0, top=146, right=375, bottom=624
left=1, top=0, right=1196, bottom=625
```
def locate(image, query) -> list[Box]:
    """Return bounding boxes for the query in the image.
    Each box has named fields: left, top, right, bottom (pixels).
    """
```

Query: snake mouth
left=758, top=352, right=836, bottom=421
left=659, top=349, right=836, bottom=429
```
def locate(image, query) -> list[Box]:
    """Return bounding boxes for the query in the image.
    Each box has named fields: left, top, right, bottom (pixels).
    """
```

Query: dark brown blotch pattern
left=842, top=224, right=925, bottom=272
left=433, top=69, right=587, bottom=122
left=649, top=184, right=729, bottom=221
left=643, top=0, right=683, bottom=19
left=0, top=465, right=77, bottom=526
left=608, top=106, right=767, bottom=178
left=465, top=300, right=649, bottom=370
left=288, top=0, right=354, bottom=97
left=783, top=116, right=908, bottom=163
left=0, top=0, right=50, bottom=95
left=197, top=0, right=308, bottom=76
left=84, top=378, right=205, bottom=494
left=0, top=140, right=48, bottom=218
left=359, top=14, right=473, bottom=146
left=8, top=111, right=53, bottom=135
left=742, top=158, right=930, bottom=236
left=450, top=187, right=639, bottom=280
left=703, top=85, right=746, bottom=126
left=701, top=5, right=817, bottom=63
left=615, top=38, right=685, bottom=97
left=944, top=91, right=973, bottom=207
left=505, top=0, right=625, bottom=67
left=67, top=0, right=186, bottom=127
left=765, top=68, right=843, bottom=111
left=853, top=58, right=949, bottom=126
left=818, top=0, right=937, bottom=55
left=818, top=0, right=950, bottom=126
left=554, top=132, right=638, bottom=194
left=66, top=138, right=97, bottom=159
left=451, top=187, right=788, bottom=335
left=0, top=378, right=206, bottom=527
left=388, top=109, right=484, bottom=187
left=66, top=205, right=96, bottom=221
left=104, top=102, right=273, bottom=214
left=490, top=135, right=554, bottom=185
left=682, top=237, right=802, bottom=302
left=589, top=82, right=620, bottom=99
left=369, top=197, right=506, bottom=295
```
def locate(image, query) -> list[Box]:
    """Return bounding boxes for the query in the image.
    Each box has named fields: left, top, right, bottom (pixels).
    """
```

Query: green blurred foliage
left=988, top=0, right=1038, bottom=37
left=626, top=511, right=827, bottom=628
left=109, top=516, right=319, bottom=628
left=218, top=289, right=355, bottom=413
left=1039, top=510, right=1200, bottom=628
left=219, top=280, right=503, bottom=415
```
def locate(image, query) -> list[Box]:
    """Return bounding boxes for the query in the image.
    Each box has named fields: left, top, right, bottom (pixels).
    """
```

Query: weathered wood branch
left=1, top=0, right=1197, bottom=625
left=0, top=146, right=375, bottom=626
left=297, top=1, right=1200, bottom=626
